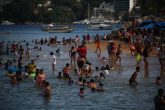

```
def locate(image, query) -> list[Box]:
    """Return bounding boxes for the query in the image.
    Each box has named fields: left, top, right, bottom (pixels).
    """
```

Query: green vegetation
left=140, top=0, right=164, bottom=16
left=1, top=0, right=164, bottom=24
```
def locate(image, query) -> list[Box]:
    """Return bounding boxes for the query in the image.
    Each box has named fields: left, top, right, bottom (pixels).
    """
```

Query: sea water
left=0, top=24, right=163, bottom=110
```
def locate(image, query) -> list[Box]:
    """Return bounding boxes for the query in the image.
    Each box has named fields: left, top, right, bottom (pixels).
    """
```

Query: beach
left=0, top=24, right=164, bottom=110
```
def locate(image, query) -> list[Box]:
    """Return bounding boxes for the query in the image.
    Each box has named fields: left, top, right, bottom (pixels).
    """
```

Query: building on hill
left=93, top=2, right=115, bottom=20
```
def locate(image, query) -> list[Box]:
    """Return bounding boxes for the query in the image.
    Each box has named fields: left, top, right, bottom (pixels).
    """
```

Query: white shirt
left=52, top=55, right=56, bottom=64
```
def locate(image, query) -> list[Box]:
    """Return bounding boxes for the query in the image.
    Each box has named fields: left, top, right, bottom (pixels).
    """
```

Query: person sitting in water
left=10, top=76, right=18, bottom=85
left=88, top=79, right=97, bottom=89
left=154, top=88, right=165, bottom=110
left=94, top=75, right=99, bottom=82
left=105, top=65, right=110, bottom=70
left=56, top=49, right=63, bottom=55
left=95, top=66, right=100, bottom=75
left=68, top=77, right=74, bottom=84
left=101, top=66, right=109, bottom=75
left=57, top=72, right=63, bottom=79
left=100, top=57, right=107, bottom=63
left=96, top=83, right=104, bottom=92
left=155, top=76, right=161, bottom=85
left=76, top=77, right=83, bottom=85
left=43, top=81, right=52, bottom=97
left=82, top=79, right=87, bottom=86
left=16, top=71, right=23, bottom=81
left=129, top=66, right=140, bottom=86
left=99, top=72, right=105, bottom=80
left=79, top=87, right=85, bottom=97
left=95, top=66, right=99, bottom=71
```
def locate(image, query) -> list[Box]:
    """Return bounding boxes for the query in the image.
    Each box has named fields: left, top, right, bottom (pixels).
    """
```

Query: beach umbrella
left=141, top=24, right=155, bottom=29
left=140, top=20, right=155, bottom=27
left=154, top=22, right=165, bottom=30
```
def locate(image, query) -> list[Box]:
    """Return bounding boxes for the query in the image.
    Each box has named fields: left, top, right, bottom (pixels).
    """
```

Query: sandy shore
left=86, top=40, right=131, bottom=53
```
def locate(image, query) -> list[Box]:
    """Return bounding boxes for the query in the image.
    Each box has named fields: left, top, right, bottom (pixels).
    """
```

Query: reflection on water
left=0, top=24, right=164, bottom=110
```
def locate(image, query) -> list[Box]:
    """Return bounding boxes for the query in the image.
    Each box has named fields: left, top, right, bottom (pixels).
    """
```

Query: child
left=79, top=87, right=84, bottom=97
left=129, top=66, right=140, bottom=86
left=43, top=82, right=52, bottom=97
left=57, top=72, right=63, bottom=79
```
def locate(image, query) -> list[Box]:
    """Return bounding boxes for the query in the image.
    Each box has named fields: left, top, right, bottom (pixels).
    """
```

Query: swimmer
left=96, top=83, right=104, bottom=92
left=10, top=76, right=18, bottom=85
left=95, top=67, right=99, bottom=71
left=105, top=65, right=110, bottom=70
left=101, top=66, right=109, bottom=75
left=82, top=79, right=87, bottom=86
left=88, top=79, right=97, bottom=89
left=79, top=87, right=85, bottom=97
left=68, top=77, right=74, bottom=84
left=155, top=76, right=161, bottom=85
left=100, top=57, right=107, bottom=63
left=76, top=77, right=83, bottom=85
left=94, top=75, right=99, bottom=82
left=56, top=49, right=63, bottom=55
left=43, top=81, right=52, bottom=97
left=99, top=72, right=105, bottom=79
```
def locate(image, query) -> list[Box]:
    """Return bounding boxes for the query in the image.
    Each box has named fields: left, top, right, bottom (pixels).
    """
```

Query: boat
left=1, top=21, right=15, bottom=25
left=73, top=19, right=91, bottom=25
left=41, top=24, right=74, bottom=33
left=88, top=23, right=112, bottom=30
left=88, top=16, right=112, bottom=30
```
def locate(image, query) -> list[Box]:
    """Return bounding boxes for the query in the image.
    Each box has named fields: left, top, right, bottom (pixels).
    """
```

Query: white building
left=93, top=2, right=115, bottom=19
left=114, top=0, right=138, bottom=13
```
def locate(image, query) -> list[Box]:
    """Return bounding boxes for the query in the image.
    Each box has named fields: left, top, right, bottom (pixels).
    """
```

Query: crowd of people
left=0, top=20, right=165, bottom=108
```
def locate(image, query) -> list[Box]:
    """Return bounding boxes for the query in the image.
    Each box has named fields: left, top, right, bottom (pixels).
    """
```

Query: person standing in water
left=95, top=34, right=101, bottom=53
left=69, top=46, right=77, bottom=65
left=143, top=45, right=149, bottom=77
left=115, top=44, right=121, bottom=65
left=50, top=52, right=56, bottom=72
left=43, top=81, right=52, bottom=97
left=129, top=66, right=140, bottom=86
